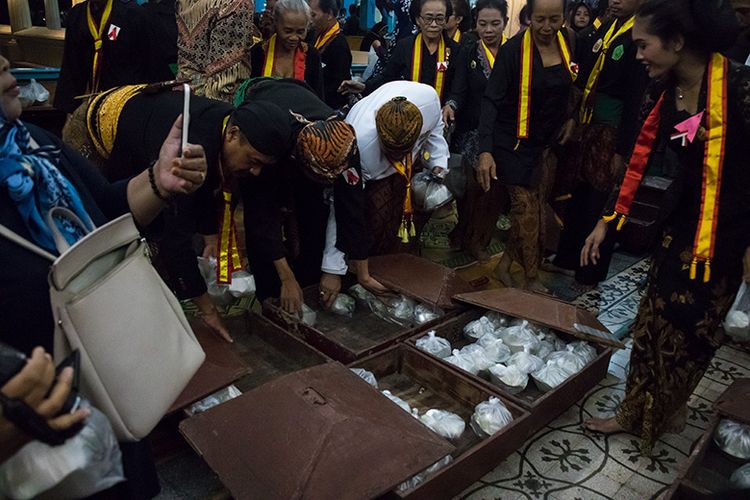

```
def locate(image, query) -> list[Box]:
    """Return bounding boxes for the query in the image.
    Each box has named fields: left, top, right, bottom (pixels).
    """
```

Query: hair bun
left=689, top=0, right=740, bottom=52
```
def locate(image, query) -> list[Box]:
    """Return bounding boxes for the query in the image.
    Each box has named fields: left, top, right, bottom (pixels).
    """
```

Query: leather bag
left=0, top=210, right=205, bottom=441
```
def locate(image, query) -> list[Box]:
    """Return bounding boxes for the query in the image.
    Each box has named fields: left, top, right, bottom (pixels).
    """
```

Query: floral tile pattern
left=462, top=321, right=750, bottom=499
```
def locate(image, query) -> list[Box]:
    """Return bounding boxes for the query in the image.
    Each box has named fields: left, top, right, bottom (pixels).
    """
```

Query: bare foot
left=583, top=416, right=624, bottom=434
left=664, top=405, right=687, bottom=434
left=492, top=255, right=513, bottom=287
left=541, top=260, right=575, bottom=277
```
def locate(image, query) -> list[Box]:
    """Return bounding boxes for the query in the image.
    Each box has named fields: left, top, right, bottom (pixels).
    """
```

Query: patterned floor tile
left=461, top=483, right=528, bottom=500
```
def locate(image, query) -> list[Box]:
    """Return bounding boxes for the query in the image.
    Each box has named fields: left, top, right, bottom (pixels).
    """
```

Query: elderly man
left=309, top=0, right=352, bottom=108
left=335, top=80, right=450, bottom=259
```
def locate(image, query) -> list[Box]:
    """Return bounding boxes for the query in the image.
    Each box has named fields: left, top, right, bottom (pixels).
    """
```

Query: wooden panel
left=351, top=345, right=531, bottom=499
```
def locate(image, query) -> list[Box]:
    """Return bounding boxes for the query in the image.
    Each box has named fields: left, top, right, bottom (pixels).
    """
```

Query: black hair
left=525, top=0, right=565, bottom=16
left=636, top=0, right=739, bottom=53
left=409, top=0, right=454, bottom=25
left=568, top=1, right=593, bottom=30
left=349, top=3, right=359, bottom=16
left=317, top=0, right=341, bottom=16
left=594, top=0, right=609, bottom=18
left=475, top=0, right=509, bottom=20
left=452, top=0, right=472, bottom=31
left=519, top=4, right=530, bottom=25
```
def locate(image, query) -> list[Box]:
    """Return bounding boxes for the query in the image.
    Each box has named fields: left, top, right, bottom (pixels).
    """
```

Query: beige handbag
left=0, top=211, right=205, bottom=442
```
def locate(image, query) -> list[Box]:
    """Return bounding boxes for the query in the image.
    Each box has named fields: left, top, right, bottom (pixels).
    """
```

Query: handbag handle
left=45, top=206, right=95, bottom=254
left=0, top=222, right=56, bottom=262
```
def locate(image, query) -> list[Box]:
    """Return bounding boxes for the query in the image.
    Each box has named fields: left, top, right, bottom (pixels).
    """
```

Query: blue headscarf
left=0, top=119, right=94, bottom=253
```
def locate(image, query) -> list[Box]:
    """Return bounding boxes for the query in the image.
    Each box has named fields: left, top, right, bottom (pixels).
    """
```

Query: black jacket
left=317, top=32, right=352, bottom=109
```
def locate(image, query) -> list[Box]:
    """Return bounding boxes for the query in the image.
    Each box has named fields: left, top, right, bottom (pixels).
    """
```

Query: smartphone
left=181, top=83, right=191, bottom=155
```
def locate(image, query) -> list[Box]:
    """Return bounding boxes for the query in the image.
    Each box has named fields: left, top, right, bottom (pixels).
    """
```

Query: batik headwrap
left=375, top=96, right=423, bottom=157
left=295, top=118, right=357, bottom=184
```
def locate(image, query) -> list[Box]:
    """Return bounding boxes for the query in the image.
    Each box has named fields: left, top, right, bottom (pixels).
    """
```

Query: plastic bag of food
left=725, top=282, right=750, bottom=341
left=189, top=385, right=242, bottom=415
left=301, top=303, right=317, bottom=326
left=389, top=295, right=417, bottom=322
left=348, top=283, right=374, bottom=303
left=0, top=407, right=124, bottom=499
left=420, top=409, right=466, bottom=439
left=480, top=337, right=512, bottom=364
left=415, top=330, right=452, bottom=358
left=411, top=171, right=454, bottom=211
left=488, top=363, right=528, bottom=394
left=350, top=368, right=378, bottom=387
left=330, top=293, right=356, bottom=317
left=500, top=320, right=541, bottom=353
left=508, top=346, right=544, bottom=374
left=413, top=303, right=444, bottom=324
left=715, top=419, right=750, bottom=460
left=470, top=397, right=514, bottom=437
left=444, top=349, right=479, bottom=375
left=19, top=79, right=50, bottom=107
left=459, top=344, right=494, bottom=372
left=543, top=332, right=567, bottom=351
left=397, top=455, right=453, bottom=492
left=567, top=341, right=597, bottom=364
left=531, top=360, right=570, bottom=392
left=382, top=390, right=412, bottom=413
left=463, top=316, right=496, bottom=340
left=534, top=339, right=555, bottom=360
left=227, top=271, right=256, bottom=298
left=197, top=256, right=234, bottom=306
left=546, top=346, right=588, bottom=375
left=730, top=463, right=750, bottom=489
left=484, top=311, right=509, bottom=329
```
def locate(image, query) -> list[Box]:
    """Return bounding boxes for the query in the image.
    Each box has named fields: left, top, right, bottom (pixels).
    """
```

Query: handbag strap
left=0, top=222, right=56, bottom=262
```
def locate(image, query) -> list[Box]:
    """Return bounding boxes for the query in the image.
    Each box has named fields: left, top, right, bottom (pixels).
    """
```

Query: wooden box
left=666, top=379, right=750, bottom=499
left=408, top=289, right=624, bottom=434
left=263, top=254, right=473, bottom=363
left=350, top=344, right=531, bottom=499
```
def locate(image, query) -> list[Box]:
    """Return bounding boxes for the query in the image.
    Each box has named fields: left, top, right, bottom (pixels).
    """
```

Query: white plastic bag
left=567, top=341, right=597, bottom=363
left=413, top=303, right=444, bottom=324
left=411, top=171, right=454, bottom=211
left=301, top=303, right=317, bottom=326
left=470, top=397, right=513, bottom=437
left=488, top=363, right=528, bottom=394
left=330, top=293, right=356, bottom=317
left=197, top=256, right=234, bottom=306
left=531, top=360, right=571, bottom=392
left=397, top=455, right=453, bottom=492
left=543, top=332, right=567, bottom=351
left=533, top=339, right=555, bottom=360
left=459, top=344, right=494, bottom=372
left=419, top=409, right=466, bottom=439
left=415, top=330, right=452, bottom=358
left=19, top=79, right=50, bottom=107
left=546, top=346, right=588, bottom=375
left=500, top=320, right=541, bottom=353
left=507, top=346, right=544, bottom=374
left=463, top=316, right=496, bottom=340
left=715, top=419, right=750, bottom=459
left=188, top=385, right=242, bottom=415
left=480, top=337, right=512, bottom=364
left=227, top=271, right=256, bottom=297
left=382, top=390, right=412, bottom=413
left=484, top=311, right=509, bottom=329
left=725, top=282, right=750, bottom=341
left=444, top=349, right=480, bottom=375
left=350, top=368, right=378, bottom=387
left=730, top=463, right=750, bottom=489
left=0, top=407, right=124, bottom=499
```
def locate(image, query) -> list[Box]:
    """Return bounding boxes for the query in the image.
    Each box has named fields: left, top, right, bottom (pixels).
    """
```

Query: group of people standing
left=2, top=0, right=750, bottom=497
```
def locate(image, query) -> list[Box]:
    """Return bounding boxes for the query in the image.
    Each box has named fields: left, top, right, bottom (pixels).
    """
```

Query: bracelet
left=148, top=160, right=171, bottom=202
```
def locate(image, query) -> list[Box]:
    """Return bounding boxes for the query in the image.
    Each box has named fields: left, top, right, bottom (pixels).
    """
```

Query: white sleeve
left=423, top=115, right=450, bottom=172
left=321, top=199, right=348, bottom=275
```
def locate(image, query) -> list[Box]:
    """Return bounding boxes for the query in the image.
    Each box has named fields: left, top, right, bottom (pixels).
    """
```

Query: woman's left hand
left=743, top=247, right=750, bottom=283
left=154, top=115, right=208, bottom=196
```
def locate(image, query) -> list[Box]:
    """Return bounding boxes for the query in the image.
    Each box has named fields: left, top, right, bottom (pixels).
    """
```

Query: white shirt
left=345, top=81, right=450, bottom=181
left=321, top=81, right=450, bottom=275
